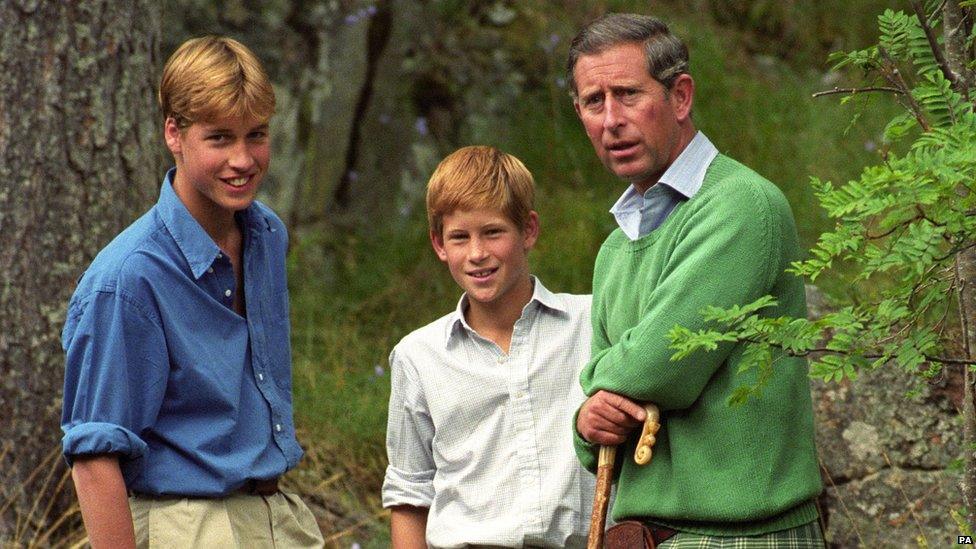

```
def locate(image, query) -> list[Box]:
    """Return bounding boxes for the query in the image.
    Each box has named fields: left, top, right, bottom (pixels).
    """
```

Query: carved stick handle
left=587, top=444, right=616, bottom=549
left=634, top=403, right=661, bottom=466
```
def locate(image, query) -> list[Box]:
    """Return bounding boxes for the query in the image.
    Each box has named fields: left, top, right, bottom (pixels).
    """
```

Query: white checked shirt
left=610, top=131, right=719, bottom=240
left=383, top=278, right=594, bottom=548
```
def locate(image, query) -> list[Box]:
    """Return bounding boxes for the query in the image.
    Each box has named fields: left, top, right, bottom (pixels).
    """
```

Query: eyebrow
left=204, top=124, right=270, bottom=133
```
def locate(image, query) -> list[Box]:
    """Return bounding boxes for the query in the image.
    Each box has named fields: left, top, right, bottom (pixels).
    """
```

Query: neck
left=633, top=124, right=698, bottom=194
left=171, top=173, right=240, bottom=245
left=464, top=277, right=534, bottom=353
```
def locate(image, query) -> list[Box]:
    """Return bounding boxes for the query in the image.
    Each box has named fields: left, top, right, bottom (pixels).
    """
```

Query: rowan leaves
left=669, top=5, right=976, bottom=404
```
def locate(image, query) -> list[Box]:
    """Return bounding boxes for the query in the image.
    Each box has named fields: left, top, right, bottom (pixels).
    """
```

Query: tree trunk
left=959, top=252, right=976, bottom=531
left=283, top=0, right=438, bottom=233
left=0, top=1, right=160, bottom=541
left=945, top=0, right=976, bottom=533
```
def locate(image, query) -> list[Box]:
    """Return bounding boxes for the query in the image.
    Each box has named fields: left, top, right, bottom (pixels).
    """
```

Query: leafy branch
left=812, top=86, right=904, bottom=98
left=668, top=2, right=976, bottom=408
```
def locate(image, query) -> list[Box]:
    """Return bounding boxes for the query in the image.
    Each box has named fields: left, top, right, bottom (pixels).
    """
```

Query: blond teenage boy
left=60, top=37, right=323, bottom=548
left=382, top=146, right=595, bottom=548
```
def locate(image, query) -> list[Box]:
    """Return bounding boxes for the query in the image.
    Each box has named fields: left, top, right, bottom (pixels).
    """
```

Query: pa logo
left=959, top=535, right=974, bottom=544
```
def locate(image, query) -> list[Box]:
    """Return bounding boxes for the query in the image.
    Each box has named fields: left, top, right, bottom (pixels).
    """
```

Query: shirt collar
left=156, top=168, right=274, bottom=279
left=609, top=131, right=718, bottom=238
left=658, top=130, right=718, bottom=198
left=443, top=276, right=566, bottom=347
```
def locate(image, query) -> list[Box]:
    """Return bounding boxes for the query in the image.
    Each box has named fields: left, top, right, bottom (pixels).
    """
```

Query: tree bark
left=944, top=0, right=976, bottom=532
left=958, top=252, right=976, bottom=530
left=944, top=0, right=974, bottom=101
left=0, top=1, right=159, bottom=541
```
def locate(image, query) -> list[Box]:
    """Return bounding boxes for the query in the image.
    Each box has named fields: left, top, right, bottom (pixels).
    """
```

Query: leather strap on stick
left=587, top=403, right=661, bottom=549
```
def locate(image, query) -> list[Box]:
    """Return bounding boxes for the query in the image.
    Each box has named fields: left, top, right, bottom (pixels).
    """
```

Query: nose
left=228, top=142, right=256, bottom=171
left=468, top=238, right=488, bottom=262
left=603, top=97, right=623, bottom=131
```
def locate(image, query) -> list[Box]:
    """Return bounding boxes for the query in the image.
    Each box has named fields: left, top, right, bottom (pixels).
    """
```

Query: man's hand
left=577, top=390, right=646, bottom=445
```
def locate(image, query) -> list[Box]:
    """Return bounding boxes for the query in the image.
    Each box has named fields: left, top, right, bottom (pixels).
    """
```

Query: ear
left=164, top=117, right=183, bottom=156
left=522, top=211, right=540, bottom=250
left=669, top=74, right=695, bottom=123
left=430, top=229, right=448, bottom=262
left=572, top=98, right=583, bottom=120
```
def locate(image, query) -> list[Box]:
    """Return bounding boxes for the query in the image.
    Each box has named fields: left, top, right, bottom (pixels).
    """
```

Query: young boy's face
left=431, top=208, right=539, bottom=311
left=165, top=114, right=270, bottom=220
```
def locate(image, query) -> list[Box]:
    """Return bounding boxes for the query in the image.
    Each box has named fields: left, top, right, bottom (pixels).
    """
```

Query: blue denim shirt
left=61, top=168, right=302, bottom=497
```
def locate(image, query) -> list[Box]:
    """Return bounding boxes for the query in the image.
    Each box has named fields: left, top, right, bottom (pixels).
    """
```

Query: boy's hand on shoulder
left=577, top=390, right=646, bottom=445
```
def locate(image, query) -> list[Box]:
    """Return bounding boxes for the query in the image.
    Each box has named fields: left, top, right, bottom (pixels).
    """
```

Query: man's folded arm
left=580, top=184, right=780, bottom=410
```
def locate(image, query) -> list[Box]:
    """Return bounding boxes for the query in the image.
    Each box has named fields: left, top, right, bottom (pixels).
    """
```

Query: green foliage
left=669, top=5, right=976, bottom=399
left=954, top=507, right=975, bottom=537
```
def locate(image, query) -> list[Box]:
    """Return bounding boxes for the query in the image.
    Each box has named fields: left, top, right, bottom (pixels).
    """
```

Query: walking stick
left=587, top=403, right=660, bottom=549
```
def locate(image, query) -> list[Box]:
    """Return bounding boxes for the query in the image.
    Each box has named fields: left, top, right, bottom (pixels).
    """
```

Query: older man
left=569, top=13, right=824, bottom=548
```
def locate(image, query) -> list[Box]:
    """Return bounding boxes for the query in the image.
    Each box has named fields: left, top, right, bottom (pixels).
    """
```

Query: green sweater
left=575, top=154, right=822, bottom=536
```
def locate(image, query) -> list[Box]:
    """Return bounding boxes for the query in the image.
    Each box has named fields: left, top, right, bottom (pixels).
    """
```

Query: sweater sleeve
left=571, top=265, right=617, bottom=470
left=580, top=178, right=785, bottom=410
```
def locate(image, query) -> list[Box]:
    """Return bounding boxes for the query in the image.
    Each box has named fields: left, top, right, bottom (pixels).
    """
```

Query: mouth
left=605, top=141, right=640, bottom=158
left=467, top=267, right=498, bottom=281
left=220, top=174, right=254, bottom=188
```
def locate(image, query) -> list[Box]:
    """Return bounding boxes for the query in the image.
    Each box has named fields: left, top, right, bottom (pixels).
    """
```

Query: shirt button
left=516, top=391, right=525, bottom=399
left=217, top=253, right=223, bottom=259
left=258, top=373, right=264, bottom=381
left=497, top=356, right=507, bottom=364
left=207, top=267, right=214, bottom=274
left=275, top=424, right=282, bottom=432
left=224, top=289, right=232, bottom=297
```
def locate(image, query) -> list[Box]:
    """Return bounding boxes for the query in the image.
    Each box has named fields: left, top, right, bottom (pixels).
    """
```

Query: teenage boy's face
left=431, top=208, right=539, bottom=311
left=165, top=114, right=270, bottom=221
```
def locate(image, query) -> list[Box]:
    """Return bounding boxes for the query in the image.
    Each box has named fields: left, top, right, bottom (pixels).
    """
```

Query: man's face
left=430, top=208, right=538, bottom=314
left=573, top=42, right=692, bottom=193
left=165, top=114, right=270, bottom=224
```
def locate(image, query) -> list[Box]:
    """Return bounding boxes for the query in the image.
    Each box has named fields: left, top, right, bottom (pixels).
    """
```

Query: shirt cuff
left=381, top=465, right=434, bottom=509
left=61, top=422, right=148, bottom=467
left=572, top=406, right=599, bottom=473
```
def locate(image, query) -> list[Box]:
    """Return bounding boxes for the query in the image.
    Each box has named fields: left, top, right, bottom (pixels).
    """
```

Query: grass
left=0, top=444, right=87, bottom=548
left=286, top=223, right=456, bottom=545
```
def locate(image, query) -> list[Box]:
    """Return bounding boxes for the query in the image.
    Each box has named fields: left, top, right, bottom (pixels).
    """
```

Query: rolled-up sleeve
left=61, top=288, right=167, bottom=466
left=382, top=348, right=435, bottom=508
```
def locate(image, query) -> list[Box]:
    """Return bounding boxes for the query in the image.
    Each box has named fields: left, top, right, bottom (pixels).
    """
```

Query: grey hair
left=566, top=13, right=689, bottom=97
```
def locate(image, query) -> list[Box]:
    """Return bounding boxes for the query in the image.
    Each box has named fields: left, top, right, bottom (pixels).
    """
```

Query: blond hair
left=426, top=146, right=535, bottom=237
left=159, top=36, right=275, bottom=129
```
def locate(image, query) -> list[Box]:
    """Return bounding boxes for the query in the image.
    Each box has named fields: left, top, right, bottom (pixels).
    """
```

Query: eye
left=248, top=130, right=269, bottom=140
left=581, top=94, right=603, bottom=110
left=206, top=133, right=230, bottom=143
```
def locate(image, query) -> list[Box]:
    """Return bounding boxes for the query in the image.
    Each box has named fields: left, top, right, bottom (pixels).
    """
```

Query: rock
left=805, top=284, right=831, bottom=320
left=812, top=366, right=961, bottom=547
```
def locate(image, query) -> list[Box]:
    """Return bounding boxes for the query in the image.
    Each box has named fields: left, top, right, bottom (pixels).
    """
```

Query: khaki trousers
left=130, top=491, right=324, bottom=548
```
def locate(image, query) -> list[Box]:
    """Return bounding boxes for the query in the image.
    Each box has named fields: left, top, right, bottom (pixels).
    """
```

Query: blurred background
left=4, top=0, right=958, bottom=547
